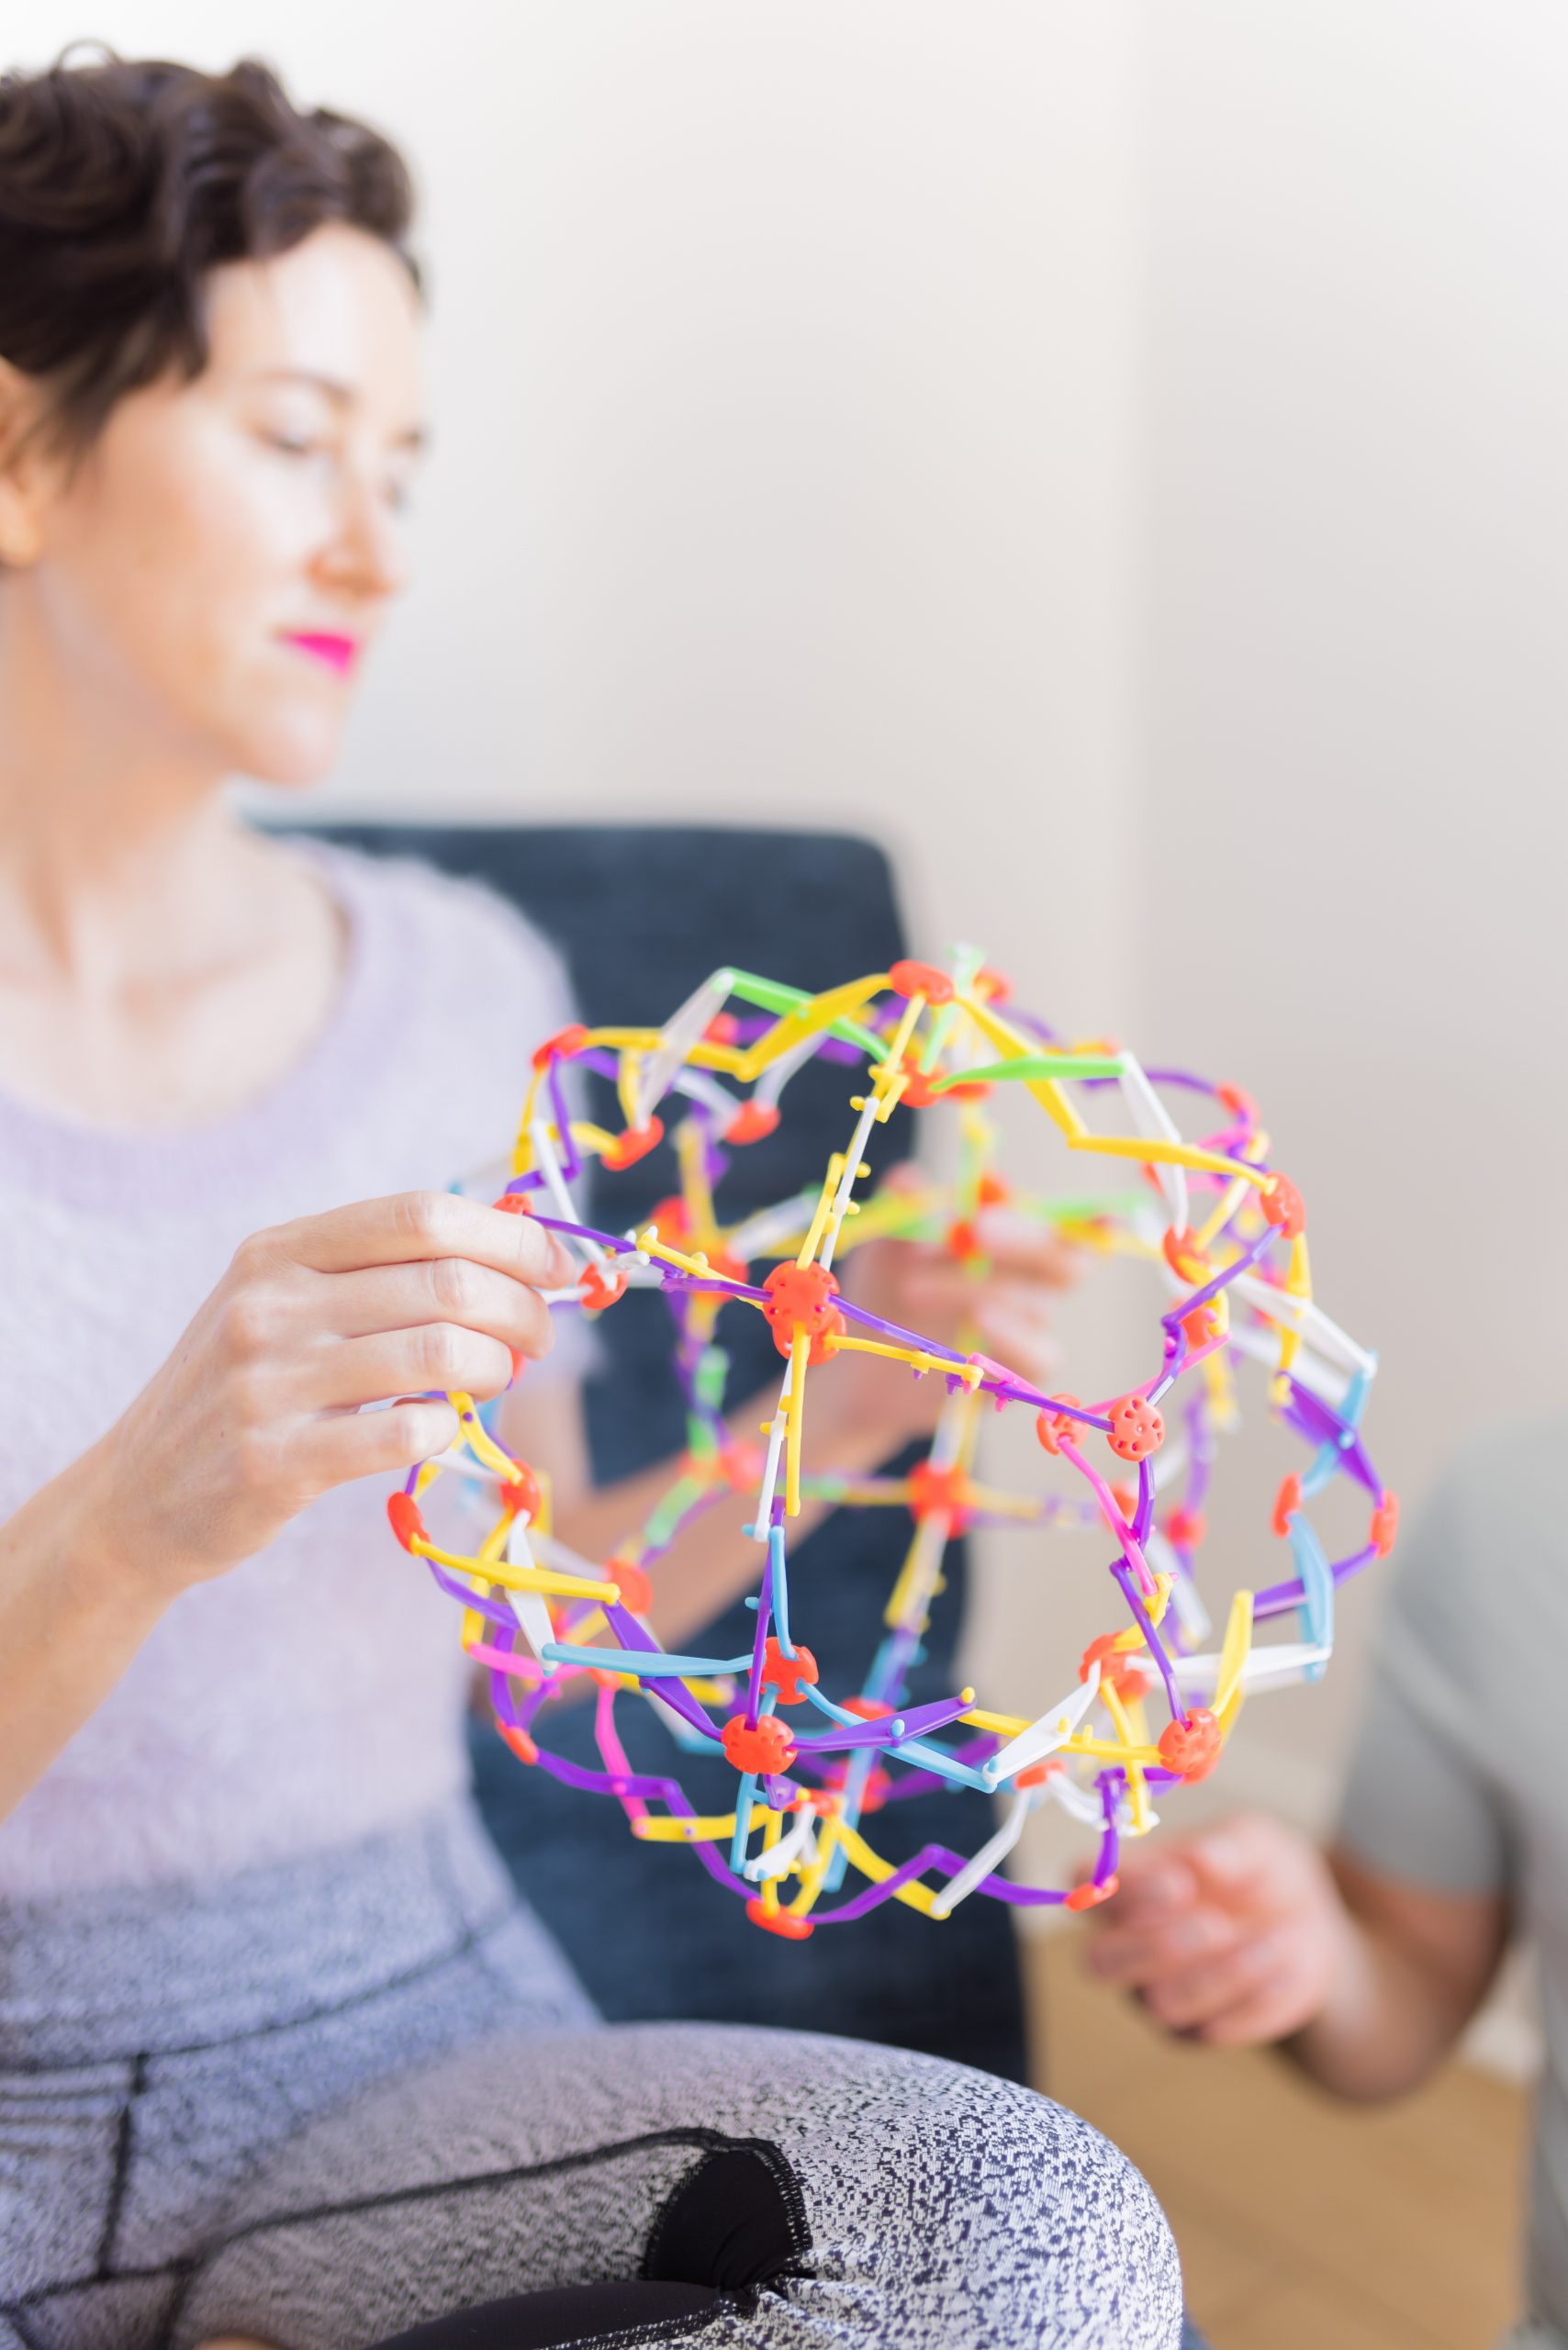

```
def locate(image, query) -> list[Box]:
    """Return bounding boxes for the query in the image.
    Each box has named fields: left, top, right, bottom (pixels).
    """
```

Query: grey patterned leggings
left=0, top=1802, right=1181, bottom=2349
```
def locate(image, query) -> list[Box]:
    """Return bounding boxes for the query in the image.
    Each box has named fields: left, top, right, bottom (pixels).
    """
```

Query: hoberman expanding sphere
left=386, top=957, right=1394, bottom=1937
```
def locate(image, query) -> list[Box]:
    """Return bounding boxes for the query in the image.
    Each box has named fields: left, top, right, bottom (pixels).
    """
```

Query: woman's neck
left=0, top=619, right=348, bottom=1129
left=0, top=593, right=246, bottom=991
left=0, top=790, right=265, bottom=989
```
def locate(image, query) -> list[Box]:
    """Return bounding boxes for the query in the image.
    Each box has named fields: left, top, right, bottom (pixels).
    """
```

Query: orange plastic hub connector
left=1272, top=1473, right=1302, bottom=1539
left=1163, top=1507, right=1206, bottom=1550
left=724, top=1101, right=780, bottom=1147
left=1035, top=1395, right=1084, bottom=1455
left=1162, top=1225, right=1209, bottom=1281
left=888, top=958, right=955, bottom=1004
left=647, top=1195, right=690, bottom=1243
left=386, top=1492, right=427, bottom=1553
left=896, top=1057, right=942, bottom=1109
left=721, top=1714, right=797, bottom=1774
left=532, top=1024, right=588, bottom=1070
left=762, top=1261, right=846, bottom=1364
left=606, top=1557, right=653, bottom=1614
left=720, top=1439, right=765, bottom=1492
left=580, top=1263, right=628, bottom=1312
left=601, top=1119, right=664, bottom=1172
left=503, top=1464, right=543, bottom=1522
left=1158, top=1707, right=1221, bottom=1781
left=907, top=1460, right=975, bottom=1533
left=1371, top=1491, right=1400, bottom=1558
left=1106, top=1393, right=1165, bottom=1462
left=1182, top=1303, right=1220, bottom=1348
left=770, top=1306, right=845, bottom=1366
left=1065, top=1874, right=1119, bottom=1912
left=1261, top=1172, right=1306, bottom=1238
left=745, top=1897, right=814, bottom=1939
left=1080, top=1632, right=1150, bottom=1700
left=762, top=1639, right=820, bottom=1705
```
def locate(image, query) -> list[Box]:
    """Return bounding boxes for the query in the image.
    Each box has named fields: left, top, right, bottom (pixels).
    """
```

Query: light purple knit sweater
left=0, top=842, right=585, bottom=1896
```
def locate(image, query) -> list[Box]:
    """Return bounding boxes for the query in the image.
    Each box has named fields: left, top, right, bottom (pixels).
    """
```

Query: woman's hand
left=81, top=1192, right=575, bottom=1603
left=825, top=1165, right=1078, bottom=1453
left=1081, top=1812, right=1359, bottom=2046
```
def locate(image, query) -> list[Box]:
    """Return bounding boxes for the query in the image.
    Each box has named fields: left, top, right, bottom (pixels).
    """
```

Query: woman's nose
left=313, top=476, right=409, bottom=603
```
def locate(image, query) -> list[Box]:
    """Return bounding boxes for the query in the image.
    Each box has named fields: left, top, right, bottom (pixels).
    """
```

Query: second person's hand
left=1082, top=1812, right=1359, bottom=2046
left=828, top=1163, right=1079, bottom=1452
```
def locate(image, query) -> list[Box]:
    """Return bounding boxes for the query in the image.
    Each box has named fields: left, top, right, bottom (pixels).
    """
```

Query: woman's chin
left=231, top=715, right=350, bottom=791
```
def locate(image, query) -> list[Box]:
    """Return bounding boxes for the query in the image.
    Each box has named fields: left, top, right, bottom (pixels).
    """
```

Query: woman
left=0, top=51, right=1182, bottom=2350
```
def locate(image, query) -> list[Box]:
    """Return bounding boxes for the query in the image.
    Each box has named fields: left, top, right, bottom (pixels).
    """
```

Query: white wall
left=1135, top=0, right=1568, bottom=1798
left=11, top=4, right=1565, bottom=1919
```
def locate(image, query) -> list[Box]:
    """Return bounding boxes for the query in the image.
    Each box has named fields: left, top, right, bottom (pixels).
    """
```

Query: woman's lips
left=280, top=630, right=359, bottom=676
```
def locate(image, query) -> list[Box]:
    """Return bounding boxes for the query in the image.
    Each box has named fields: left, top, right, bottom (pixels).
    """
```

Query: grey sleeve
left=1335, top=1461, right=1513, bottom=1897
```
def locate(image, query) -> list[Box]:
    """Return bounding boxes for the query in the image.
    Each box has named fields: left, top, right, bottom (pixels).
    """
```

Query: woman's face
left=6, top=223, right=424, bottom=788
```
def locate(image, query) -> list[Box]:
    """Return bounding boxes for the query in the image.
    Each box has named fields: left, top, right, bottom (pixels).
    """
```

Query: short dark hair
left=0, top=49, right=419, bottom=457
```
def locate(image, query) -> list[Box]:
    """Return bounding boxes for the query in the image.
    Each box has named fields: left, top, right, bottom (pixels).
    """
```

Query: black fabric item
left=643, top=2145, right=803, bottom=2294
left=364, top=2277, right=728, bottom=2349
left=290, top=823, right=1029, bottom=2086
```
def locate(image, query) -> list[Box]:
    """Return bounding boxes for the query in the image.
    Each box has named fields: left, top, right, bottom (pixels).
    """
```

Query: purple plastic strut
left=1109, top=1558, right=1186, bottom=1720
left=545, top=1062, right=582, bottom=1180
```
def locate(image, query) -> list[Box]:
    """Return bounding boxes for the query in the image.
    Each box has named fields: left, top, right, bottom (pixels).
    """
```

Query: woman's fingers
left=303, top=1396, right=464, bottom=1486
left=93, top=1192, right=579, bottom=1595
left=305, top=1324, right=525, bottom=1413
left=318, top=1259, right=559, bottom=1354
left=260, top=1191, right=577, bottom=1288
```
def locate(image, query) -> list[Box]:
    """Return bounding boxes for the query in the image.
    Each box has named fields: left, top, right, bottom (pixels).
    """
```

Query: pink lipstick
left=281, top=631, right=359, bottom=676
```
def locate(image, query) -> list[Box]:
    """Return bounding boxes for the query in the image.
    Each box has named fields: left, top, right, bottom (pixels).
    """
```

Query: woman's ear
left=0, top=359, right=56, bottom=567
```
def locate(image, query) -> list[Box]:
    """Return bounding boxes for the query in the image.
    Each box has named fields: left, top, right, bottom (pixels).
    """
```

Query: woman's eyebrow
left=247, top=366, right=427, bottom=448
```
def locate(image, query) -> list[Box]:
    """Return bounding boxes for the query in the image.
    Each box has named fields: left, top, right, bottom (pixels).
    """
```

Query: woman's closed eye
left=258, top=423, right=328, bottom=460
left=257, top=426, right=414, bottom=515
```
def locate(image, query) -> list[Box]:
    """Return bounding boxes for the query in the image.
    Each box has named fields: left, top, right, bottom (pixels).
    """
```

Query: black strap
left=365, top=2277, right=726, bottom=2348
